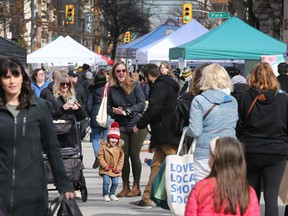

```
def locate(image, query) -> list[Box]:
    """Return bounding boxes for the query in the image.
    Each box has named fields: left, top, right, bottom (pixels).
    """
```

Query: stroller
left=43, top=119, right=88, bottom=202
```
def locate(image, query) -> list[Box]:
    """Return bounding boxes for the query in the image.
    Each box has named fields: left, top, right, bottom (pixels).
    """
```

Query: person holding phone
left=45, top=73, right=87, bottom=148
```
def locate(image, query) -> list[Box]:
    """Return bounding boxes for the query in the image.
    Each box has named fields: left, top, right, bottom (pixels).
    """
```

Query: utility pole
left=5, top=0, right=10, bottom=39
left=31, top=0, right=35, bottom=51
left=284, top=0, right=288, bottom=54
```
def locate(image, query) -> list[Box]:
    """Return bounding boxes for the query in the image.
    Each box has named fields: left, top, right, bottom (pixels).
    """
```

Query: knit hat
left=231, top=75, right=247, bottom=84
left=181, top=67, right=192, bottom=78
left=107, top=122, right=120, bottom=139
left=278, top=62, right=288, bottom=74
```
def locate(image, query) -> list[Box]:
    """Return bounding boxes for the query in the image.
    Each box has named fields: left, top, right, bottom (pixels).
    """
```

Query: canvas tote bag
left=165, top=127, right=196, bottom=216
left=96, top=83, right=108, bottom=127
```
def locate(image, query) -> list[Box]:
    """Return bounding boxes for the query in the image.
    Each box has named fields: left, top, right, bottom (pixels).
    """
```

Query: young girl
left=185, top=137, right=260, bottom=216
left=98, top=121, right=124, bottom=202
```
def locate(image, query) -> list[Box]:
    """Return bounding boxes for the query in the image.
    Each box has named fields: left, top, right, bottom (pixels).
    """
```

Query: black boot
left=92, top=158, right=99, bottom=169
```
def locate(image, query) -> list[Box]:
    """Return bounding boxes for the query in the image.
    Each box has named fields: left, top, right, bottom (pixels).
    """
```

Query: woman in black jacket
left=86, top=71, right=108, bottom=168
left=108, top=62, right=147, bottom=197
left=0, top=58, right=74, bottom=216
left=236, top=62, right=288, bottom=216
left=45, top=73, right=87, bottom=149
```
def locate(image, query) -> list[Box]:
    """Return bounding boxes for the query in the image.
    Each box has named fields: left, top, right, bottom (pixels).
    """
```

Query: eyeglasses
left=116, top=69, right=126, bottom=73
left=60, top=82, right=70, bottom=87
left=37, top=73, right=45, bottom=76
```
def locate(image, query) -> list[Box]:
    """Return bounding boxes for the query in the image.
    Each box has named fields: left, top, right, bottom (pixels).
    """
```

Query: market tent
left=116, top=24, right=180, bottom=59
left=98, top=54, right=114, bottom=66
left=65, top=36, right=107, bottom=65
left=27, top=36, right=96, bottom=65
left=0, top=36, right=27, bottom=66
left=136, top=19, right=208, bottom=64
left=169, top=17, right=286, bottom=60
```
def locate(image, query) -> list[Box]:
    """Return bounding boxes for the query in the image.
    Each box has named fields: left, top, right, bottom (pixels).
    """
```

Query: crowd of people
left=1, top=56, right=288, bottom=216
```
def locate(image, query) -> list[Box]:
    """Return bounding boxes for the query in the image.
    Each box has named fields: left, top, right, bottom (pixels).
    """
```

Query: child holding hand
left=185, top=137, right=260, bottom=216
left=98, top=121, right=124, bottom=202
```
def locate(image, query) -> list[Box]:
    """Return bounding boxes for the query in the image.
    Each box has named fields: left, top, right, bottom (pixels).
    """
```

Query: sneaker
left=103, top=195, right=111, bottom=202
left=74, top=190, right=82, bottom=199
left=109, top=195, right=119, bottom=201
left=129, top=200, right=152, bottom=209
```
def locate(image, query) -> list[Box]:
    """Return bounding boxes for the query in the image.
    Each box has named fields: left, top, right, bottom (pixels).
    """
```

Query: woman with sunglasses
left=108, top=62, right=147, bottom=197
left=0, top=58, right=74, bottom=216
left=45, top=72, right=87, bottom=149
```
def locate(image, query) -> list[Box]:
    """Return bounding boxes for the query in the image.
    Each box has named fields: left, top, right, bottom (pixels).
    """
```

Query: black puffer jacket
left=0, top=97, right=73, bottom=216
left=108, top=81, right=145, bottom=133
left=86, top=80, right=107, bottom=128
left=137, top=75, right=181, bottom=148
left=45, top=94, right=87, bottom=148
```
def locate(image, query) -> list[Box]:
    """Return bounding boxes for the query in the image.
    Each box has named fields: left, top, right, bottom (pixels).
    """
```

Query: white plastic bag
left=165, top=128, right=196, bottom=216
left=96, top=83, right=108, bottom=128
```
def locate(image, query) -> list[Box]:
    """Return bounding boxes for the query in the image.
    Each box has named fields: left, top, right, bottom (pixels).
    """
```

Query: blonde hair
left=53, top=73, right=75, bottom=100
left=200, top=64, right=233, bottom=92
left=132, top=72, right=139, bottom=81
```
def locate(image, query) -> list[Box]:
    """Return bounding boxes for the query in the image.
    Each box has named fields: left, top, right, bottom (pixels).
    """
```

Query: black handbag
left=48, top=194, right=83, bottom=216
left=53, top=120, right=73, bottom=135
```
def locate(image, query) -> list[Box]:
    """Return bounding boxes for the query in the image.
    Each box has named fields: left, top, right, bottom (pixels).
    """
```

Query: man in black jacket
left=277, top=62, right=288, bottom=93
left=130, top=63, right=180, bottom=209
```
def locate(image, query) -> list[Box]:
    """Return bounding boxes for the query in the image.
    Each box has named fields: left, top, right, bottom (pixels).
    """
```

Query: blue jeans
left=91, top=127, right=108, bottom=156
left=102, top=174, right=119, bottom=196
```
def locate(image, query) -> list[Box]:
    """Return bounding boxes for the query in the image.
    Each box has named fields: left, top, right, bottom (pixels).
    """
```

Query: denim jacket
left=186, top=89, right=238, bottom=159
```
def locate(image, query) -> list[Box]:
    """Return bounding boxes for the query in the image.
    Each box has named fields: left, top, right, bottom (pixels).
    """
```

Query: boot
left=126, top=182, right=141, bottom=197
left=117, top=183, right=131, bottom=197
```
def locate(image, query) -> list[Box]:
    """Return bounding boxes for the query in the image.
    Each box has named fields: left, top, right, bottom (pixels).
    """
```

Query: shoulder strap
left=245, top=95, right=258, bottom=121
left=203, top=104, right=217, bottom=120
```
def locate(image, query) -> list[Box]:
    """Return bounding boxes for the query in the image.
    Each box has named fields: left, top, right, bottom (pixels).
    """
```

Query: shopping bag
left=48, top=194, right=83, bottom=216
left=279, top=161, right=288, bottom=204
left=96, top=83, right=108, bottom=127
left=165, top=127, right=196, bottom=216
left=151, top=159, right=170, bottom=210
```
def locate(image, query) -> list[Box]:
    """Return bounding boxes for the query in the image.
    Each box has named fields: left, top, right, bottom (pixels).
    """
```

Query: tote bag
left=96, top=83, right=108, bottom=128
left=151, top=159, right=170, bottom=210
left=165, top=127, right=196, bottom=216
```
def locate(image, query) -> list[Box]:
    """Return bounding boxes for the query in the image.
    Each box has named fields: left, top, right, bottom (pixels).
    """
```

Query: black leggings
left=246, top=153, right=286, bottom=216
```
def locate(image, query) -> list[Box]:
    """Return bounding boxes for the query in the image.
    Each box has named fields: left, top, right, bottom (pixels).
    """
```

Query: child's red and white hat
left=107, top=121, right=120, bottom=139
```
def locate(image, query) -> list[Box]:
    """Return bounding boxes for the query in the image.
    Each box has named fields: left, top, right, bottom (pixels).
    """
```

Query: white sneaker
left=74, top=190, right=82, bottom=199
left=110, top=195, right=119, bottom=201
left=103, top=195, right=111, bottom=202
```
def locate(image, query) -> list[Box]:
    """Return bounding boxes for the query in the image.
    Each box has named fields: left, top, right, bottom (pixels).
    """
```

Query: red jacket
left=185, top=178, right=260, bottom=216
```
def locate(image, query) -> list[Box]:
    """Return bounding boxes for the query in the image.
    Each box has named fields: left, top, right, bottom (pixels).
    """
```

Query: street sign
left=208, top=12, right=230, bottom=19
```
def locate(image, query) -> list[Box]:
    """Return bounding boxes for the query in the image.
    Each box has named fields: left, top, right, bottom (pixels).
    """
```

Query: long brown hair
left=110, top=61, right=133, bottom=94
left=207, top=137, right=250, bottom=215
left=247, top=62, right=280, bottom=92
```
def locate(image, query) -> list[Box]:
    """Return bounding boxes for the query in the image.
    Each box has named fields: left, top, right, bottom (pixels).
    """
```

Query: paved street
left=48, top=140, right=286, bottom=216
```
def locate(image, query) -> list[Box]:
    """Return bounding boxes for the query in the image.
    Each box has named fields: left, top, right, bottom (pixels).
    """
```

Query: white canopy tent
left=135, top=19, right=208, bottom=64
left=64, top=36, right=107, bottom=65
left=27, top=36, right=103, bottom=65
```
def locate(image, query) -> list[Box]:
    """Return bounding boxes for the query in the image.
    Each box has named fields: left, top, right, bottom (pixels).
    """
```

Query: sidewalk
left=48, top=140, right=286, bottom=216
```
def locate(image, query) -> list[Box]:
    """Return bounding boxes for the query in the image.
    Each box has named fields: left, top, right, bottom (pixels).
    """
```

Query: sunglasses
left=60, top=82, right=71, bottom=87
left=116, top=69, right=126, bottom=73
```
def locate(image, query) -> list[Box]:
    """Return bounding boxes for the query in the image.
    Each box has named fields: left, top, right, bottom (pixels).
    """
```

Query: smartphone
left=68, top=96, right=75, bottom=105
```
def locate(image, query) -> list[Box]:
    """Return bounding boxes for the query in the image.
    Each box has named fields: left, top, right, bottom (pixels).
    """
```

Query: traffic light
left=65, top=5, right=74, bottom=24
left=183, top=3, right=192, bottom=24
left=124, top=31, right=130, bottom=43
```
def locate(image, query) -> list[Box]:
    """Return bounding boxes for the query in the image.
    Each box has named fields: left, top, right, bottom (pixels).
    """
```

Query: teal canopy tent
left=169, top=17, right=286, bottom=61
